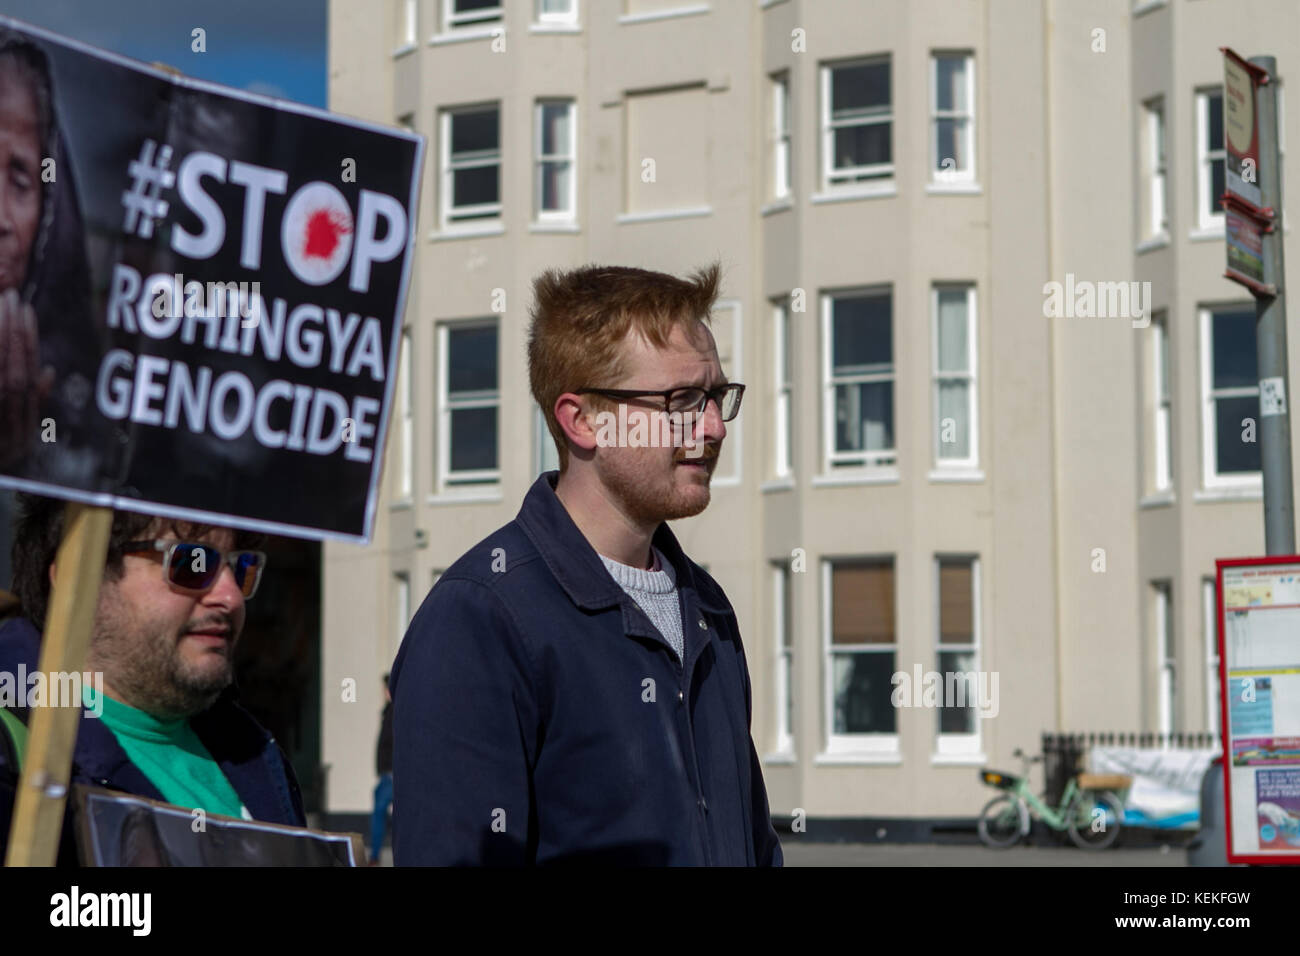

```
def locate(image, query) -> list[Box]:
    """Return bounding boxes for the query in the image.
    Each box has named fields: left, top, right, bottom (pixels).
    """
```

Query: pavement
left=778, top=841, right=1188, bottom=866
left=367, top=842, right=1191, bottom=866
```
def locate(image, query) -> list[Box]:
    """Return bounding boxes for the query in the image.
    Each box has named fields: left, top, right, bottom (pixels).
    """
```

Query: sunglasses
left=121, top=540, right=268, bottom=599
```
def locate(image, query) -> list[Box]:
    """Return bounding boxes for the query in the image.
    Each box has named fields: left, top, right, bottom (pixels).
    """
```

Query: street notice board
left=1221, top=47, right=1274, bottom=296
left=1216, top=555, right=1300, bottom=863
left=0, top=17, right=424, bottom=543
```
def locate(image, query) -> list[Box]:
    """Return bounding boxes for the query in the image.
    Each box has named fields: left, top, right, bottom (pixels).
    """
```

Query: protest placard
left=0, top=16, right=424, bottom=542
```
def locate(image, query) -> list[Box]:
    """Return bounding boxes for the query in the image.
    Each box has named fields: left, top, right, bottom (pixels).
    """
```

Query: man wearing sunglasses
left=392, top=262, right=782, bottom=866
left=0, top=494, right=304, bottom=864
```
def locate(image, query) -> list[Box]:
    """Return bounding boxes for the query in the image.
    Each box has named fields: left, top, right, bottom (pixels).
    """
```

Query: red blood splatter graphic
left=303, top=208, right=352, bottom=260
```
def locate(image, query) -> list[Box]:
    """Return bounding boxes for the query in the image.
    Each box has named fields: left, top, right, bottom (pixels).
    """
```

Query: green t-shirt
left=85, top=685, right=250, bottom=821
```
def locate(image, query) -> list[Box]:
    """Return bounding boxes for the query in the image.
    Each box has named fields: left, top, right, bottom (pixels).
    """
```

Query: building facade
left=322, top=0, right=1300, bottom=830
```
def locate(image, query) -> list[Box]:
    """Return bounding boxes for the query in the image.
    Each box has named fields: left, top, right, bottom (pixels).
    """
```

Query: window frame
left=1153, top=580, right=1175, bottom=737
left=444, top=0, right=503, bottom=29
left=931, top=283, right=978, bottom=471
left=709, top=299, right=743, bottom=487
left=934, top=554, right=982, bottom=757
left=1196, top=87, right=1226, bottom=233
left=395, top=325, right=414, bottom=500
left=821, top=286, right=896, bottom=473
left=822, top=556, right=900, bottom=756
left=440, top=103, right=503, bottom=230
left=534, top=99, right=577, bottom=223
left=1202, top=577, right=1221, bottom=737
left=1142, top=97, right=1169, bottom=240
left=770, top=71, right=792, bottom=200
left=772, top=297, right=793, bottom=479
left=1199, top=304, right=1261, bottom=491
left=536, top=0, right=578, bottom=25
left=437, top=318, right=501, bottom=489
left=534, top=404, right=560, bottom=476
left=930, top=51, right=975, bottom=185
left=820, top=55, right=893, bottom=191
left=1150, top=311, right=1172, bottom=493
left=772, top=561, right=794, bottom=755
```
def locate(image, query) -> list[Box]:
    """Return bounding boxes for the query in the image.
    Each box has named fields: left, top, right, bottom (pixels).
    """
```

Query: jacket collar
left=516, top=471, right=730, bottom=615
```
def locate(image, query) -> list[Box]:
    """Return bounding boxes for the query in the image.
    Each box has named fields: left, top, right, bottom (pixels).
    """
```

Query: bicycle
left=976, top=748, right=1129, bottom=850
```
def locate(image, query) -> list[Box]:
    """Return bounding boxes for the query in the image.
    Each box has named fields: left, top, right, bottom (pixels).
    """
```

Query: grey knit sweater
left=598, top=546, right=684, bottom=661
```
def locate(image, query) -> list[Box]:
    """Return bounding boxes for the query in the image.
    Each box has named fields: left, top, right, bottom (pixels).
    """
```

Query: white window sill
left=812, top=468, right=900, bottom=488
left=759, top=0, right=788, bottom=8
left=389, top=499, right=414, bottom=511
left=925, top=181, right=981, bottom=195
left=1136, top=233, right=1171, bottom=254
left=1139, top=490, right=1175, bottom=509
left=429, top=25, right=502, bottom=46
left=391, top=42, right=418, bottom=58
left=814, top=752, right=902, bottom=766
left=1188, top=223, right=1225, bottom=242
left=427, top=489, right=503, bottom=506
left=930, top=752, right=988, bottom=766
left=811, top=184, right=897, bottom=204
left=928, top=467, right=984, bottom=483
left=709, top=475, right=741, bottom=489
left=528, top=221, right=580, bottom=233
left=1194, top=484, right=1263, bottom=503
left=760, top=477, right=795, bottom=493
left=763, top=750, right=797, bottom=765
left=617, top=4, right=710, bottom=25
left=616, top=206, right=712, bottom=224
left=1133, top=0, right=1168, bottom=15
left=430, top=223, right=505, bottom=241
left=761, top=197, right=794, bottom=216
left=528, top=22, right=581, bottom=34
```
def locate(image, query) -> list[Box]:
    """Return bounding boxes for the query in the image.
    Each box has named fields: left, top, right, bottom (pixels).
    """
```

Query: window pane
left=939, top=561, right=973, bottom=642
left=832, top=61, right=889, bottom=116
left=1212, top=309, right=1258, bottom=389
left=1215, top=396, right=1262, bottom=473
left=455, top=0, right=499, bottom=13
left=937, top=117, right=971, bottom=172
left=937, top=649, right=977, bottom=733
left=540, top=104, right=571, bottom=155
left=1210, top=157, right=1225, bottom=214
left=448, top=325, right=498, bottom=393
left=832, top=294, right=891, bottom=371
left=451, top=109, right=498, bottom=155
left=1207, top=92, right=1223, bottom=150
left=937, top=381, right=970, bottom=458
left=780, top=308, right=791, bottom=383
left=540, top=160, right=571, bottom=211
left=832, top=653, right=896, bottom=733
left=936, top=290, right=969, bottom=372
left=831, top=562, right=894, bottom=644
left=836, top=382, right=893, bottom=453
left=450, top=406, right=498, bottom=471
left=781, top=568, right=793, bottom=650
left=935, top=55, right=967, bottom=112
left=452, top=165, right=499, bottom=209
left=834, top=123, right=891, bottom=169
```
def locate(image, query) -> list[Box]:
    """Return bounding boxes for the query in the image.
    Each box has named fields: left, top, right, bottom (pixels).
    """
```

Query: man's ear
left=554, top=394, right=601, bottom=454
left=48, top=561, right=57, bottom=590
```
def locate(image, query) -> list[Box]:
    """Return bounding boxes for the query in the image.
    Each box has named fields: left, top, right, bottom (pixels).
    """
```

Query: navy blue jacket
left=391, top=471, right=783, bottom=866
left=0, top=615, right=305, bottom=866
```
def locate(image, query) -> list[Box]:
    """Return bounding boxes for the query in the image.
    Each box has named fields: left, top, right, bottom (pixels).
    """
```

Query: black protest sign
left=0, top=18, right=423, bottom=541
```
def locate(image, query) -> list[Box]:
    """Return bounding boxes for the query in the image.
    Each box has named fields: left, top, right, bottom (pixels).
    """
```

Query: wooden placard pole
left=4, top=502, right=112, bottom=867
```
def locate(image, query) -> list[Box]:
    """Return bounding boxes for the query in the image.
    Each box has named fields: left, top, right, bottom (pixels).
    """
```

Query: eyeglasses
left=121, top=540, right=268, bottom=599
left=575, top=383, right=745, bottom=421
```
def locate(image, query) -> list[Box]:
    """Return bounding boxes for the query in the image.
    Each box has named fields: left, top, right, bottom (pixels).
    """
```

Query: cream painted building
left=322, top=0, right=1300, bottom=833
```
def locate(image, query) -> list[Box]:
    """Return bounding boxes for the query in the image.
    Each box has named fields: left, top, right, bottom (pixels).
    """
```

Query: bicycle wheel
left=1066, top=790, right=1124, bottom=850
left=978, top=795, right=1024, bottom=848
